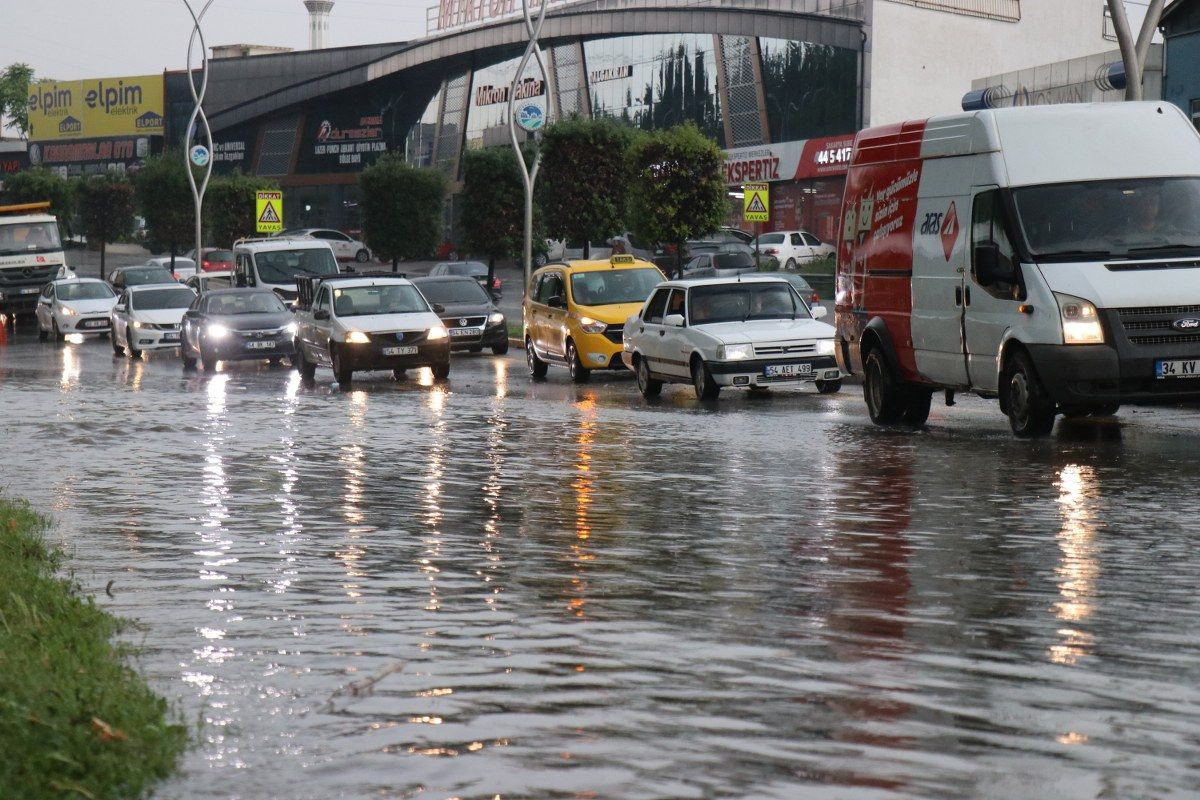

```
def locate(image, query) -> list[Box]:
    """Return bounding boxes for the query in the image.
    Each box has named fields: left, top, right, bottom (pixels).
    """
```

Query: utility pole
left=507, top=0, right=551, bottom=291
left=181, top=0, right=215, bottom=279
left=1106, top=0, right=1166, bottom=101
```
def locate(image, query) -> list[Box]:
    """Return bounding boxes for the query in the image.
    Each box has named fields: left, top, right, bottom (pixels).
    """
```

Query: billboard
left=27, top=75, right=165, bottom=142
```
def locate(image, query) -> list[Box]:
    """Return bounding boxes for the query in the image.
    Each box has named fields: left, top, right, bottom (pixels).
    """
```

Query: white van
left=231, top=237, right=340, bottom=303
left=835, top=102, right=1200, bottom=436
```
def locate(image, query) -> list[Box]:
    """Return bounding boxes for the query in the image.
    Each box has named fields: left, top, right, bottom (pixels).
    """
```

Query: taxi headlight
left=1055, top=293, right=1105, bottom=345
left=206, top=323, right=230, bottom=339
left=816, top=339, right=836, bottom=356
left=427, top=325, right=448, bottom=341
left=488, top=312, right=505, bottom=326
left=59, top=305, right=78, bottom=317
left=576, top=315, right=608, bottom=334
left=345, top=331, right=371, bottom=344
left=717, top=343, right=754, bottom=361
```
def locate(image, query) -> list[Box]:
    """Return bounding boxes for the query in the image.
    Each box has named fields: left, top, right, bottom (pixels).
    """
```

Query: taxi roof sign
left=610, top=254, right=636, bottom=265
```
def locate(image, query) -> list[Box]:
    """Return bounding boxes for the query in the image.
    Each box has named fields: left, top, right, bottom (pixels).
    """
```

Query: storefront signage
left=590, top=65, right=632, bottom=84
left=30, top=137, right=151, bottom=165
left=313, top=115, right=386, bottom=166
left=723, top=134, right=857, bottom=186
left=213, top=140, right=247, bottom=165
left=432, top=0, right=569, bottom=33
left=474, top=78, right=544, bottom=107
left=27, top=75, right=165, bottom=141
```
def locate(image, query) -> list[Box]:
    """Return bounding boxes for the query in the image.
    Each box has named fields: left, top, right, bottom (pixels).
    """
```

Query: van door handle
left=955, top=287, right=963, bottom=307
left=964, top=287, right=972, bottom=307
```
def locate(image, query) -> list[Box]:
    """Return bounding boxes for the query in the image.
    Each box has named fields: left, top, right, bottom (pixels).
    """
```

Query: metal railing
left=883, top=0, right=1019, bottom=22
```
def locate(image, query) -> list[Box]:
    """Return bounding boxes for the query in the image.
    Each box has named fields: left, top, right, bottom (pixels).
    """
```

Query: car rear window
left=206, top=250, right=234, bottom=261
left=714, top=253, right=755, bottom=270
left=757, top=234, right=786, bottom=245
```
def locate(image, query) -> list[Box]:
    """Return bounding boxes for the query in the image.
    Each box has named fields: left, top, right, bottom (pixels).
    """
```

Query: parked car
left=276, top=228, right=372, bottom=263
left=111, top=284, right=197, bottom=357
left=292, top=273, right=451, bottom=386
left=144, top=256, right=197, bottom=281
left=184, top=248, right=235, bottom=272
left=524, top=255, right=664, bottom=383
left=428, top=261, right=502, bottom=298
left=621, top=275, right=842, bottom=400
left=35, top=278, right=118, bottom=341
left=410, top=275, right=509, bottom=355
left=718, top=226, right=755, bottom=245
left=184, top=270, right=234, bottom=294
left=107, top=264, right=177, bottom=293
left=750, top=230, right=835, bottom=270
left=681, top=251, right=759, bottom=279
left=180, top=289, right=298, bottom=371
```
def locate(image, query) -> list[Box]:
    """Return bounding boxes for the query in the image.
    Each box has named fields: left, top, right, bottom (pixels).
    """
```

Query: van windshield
left=1013, top=177, right=1200, bottom=261
left=254, top=248, right=339, bottom=283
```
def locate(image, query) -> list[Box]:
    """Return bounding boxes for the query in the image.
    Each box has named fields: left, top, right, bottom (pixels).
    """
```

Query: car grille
left=369, top=330, right=430, bottom=345
left=442, top=316, right=486, bottom=328
left=0, top=264, right=55, bottom=287
left=235, top=327, right=287, bottom=339
left=146, top=323, right=180, bottom=331
left=1114, top=306, right=1200, bottom=347
left=602, top=324, right=624, bottom=344
left=753, top=342, right=817, bottom=357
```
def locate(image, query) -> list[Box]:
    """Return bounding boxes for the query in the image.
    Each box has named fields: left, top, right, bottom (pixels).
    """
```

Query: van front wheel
left=863, top=349, right=905, bottom=424
left=1005, top=351, right=1056, bottom=438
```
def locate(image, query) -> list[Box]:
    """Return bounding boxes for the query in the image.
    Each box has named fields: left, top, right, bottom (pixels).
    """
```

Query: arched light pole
left=507, top=0, right=551, bottom=290
left=181, top=0, right=215, bottom=274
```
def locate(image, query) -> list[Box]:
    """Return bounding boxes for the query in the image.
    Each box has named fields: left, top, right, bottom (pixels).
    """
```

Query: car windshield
left=689, top=283, right=810, bottom=324
left=133, top=288, right=195, bottom=311
left=332, top=285, right=429, bottom=317
left=570, top=268, right=662, bottom=306
left=124, top=268, right=175, bottom=286
left=0, top=221, right=62, bottom=255
left=714, top=253, right=756, bottom=270
left=1013, top=177, right=1200, bottom=260
left=204, top=292, right=287, bottom=315
left=57, top=282, right=113, bottom=301
left=417, top=280, right=489, bottom=305
left=254, top=248, right=338, bottom=282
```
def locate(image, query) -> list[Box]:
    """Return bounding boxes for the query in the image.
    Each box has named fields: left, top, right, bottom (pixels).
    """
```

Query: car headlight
left=285, top=321, right=299, bottom=336
left=1055, top=293, right=1104, bottom=345
left=488, top=312, right=505, bottom=325
left=59, top=305, right=78, bottom=317
left=576, top=315, right=607, bottom=334
left=427, top=325, right=448, bottom=341
left=717, top=343, right=754, bottom=361
left=344, top=331, right=371, bottom=344
left=132, top=320, right=145, bottom=329
left=206, top=323, right=230, bottom=339
left=816, top=339, right=836, bottom=356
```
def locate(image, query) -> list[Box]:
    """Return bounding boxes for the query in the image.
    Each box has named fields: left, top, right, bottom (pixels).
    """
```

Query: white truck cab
left=231, top=237, right=340, bottom=304
left=0, top=202, right=67, bottom=316
left=836, top=102, right=1200, bottom=436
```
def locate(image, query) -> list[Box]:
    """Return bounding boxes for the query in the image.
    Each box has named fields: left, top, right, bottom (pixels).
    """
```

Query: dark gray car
left=410, top=276, right=509, bottom=356
left=180, top=288, right=297, bottom=371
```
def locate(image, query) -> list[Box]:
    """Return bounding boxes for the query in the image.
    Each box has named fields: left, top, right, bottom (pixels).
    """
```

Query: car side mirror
left=314, top=309, right=330, bottom=321
left=432, top=303, right=446, bottom=314
left=548, top=295, right=566, bottom=309
left=811, top=306, right=828, bottom=320
left=664, top=313, right=685, bottom=328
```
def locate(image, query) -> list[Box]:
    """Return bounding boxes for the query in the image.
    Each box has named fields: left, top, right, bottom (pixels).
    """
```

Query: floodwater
left=2, top=329, right=1200, bottom=799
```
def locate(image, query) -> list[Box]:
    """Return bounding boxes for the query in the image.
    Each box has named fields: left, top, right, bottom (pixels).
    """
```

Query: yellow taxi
left=524, top=255, right=664, bottom=382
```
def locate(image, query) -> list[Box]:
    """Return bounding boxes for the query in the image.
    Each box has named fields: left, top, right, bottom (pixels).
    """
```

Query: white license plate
left=383, top=346, right=419, bottom=356
left=246, top=340, right=276, bottom=350
left=1156, top=359, right=1200, bottom=379
left=20, top=287, right=41, bottom=294
left=163, top=332, right=180, bottom=342
left=449, top=328, right=476, bottom=337
left=764, top=363, right=813, bottom=378
left=82, top=320, right=108, bottom=328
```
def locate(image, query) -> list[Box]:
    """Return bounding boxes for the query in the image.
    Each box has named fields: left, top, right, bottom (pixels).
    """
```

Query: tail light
left=763, top=248, right=778, bottom=256
left=492, top=277, right=501, bottom=290
left=202, top=260, right=211, bottom=270
left=173, top=272, right=180, bottom=280
left=811, top=292, right=821, bottom=304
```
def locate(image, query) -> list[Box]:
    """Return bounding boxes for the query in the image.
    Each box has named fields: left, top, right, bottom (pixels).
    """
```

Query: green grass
left=507, top=321, right=523, bottom=340
left=0, top=499, right=187, bottom=799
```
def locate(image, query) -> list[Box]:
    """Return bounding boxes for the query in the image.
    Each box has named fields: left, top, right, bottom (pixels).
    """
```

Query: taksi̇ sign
left=27, top=75, right=165, bottom=142
left=256, top=191, right=284, bottom=234
left=744, top=183, right=770, bottom=223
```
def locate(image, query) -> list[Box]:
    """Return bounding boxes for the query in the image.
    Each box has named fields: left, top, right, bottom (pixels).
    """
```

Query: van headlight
left=344, top=331, right=371, bottom=344
left=1055, top=293, right=1105, bottom=345
left=816, top=339, right=836, bottom=356
left=717, top=343, right=754, bottom=361
left=576, top=316, right=607, bottom=334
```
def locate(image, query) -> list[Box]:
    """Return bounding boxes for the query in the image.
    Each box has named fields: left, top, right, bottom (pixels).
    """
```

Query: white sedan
left=621, top=275, right=843, bottom=400
left=750, top=230, right=836, bottom=271
left=111, top=284, right=198, bottom=357
left=35, top=278, right=118, bottom=341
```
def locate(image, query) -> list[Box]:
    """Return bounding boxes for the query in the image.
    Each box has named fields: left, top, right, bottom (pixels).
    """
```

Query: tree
left=133, top=153, right=195, bottom=269
left=75, top=173, right=135, bottom=280
left=205, top=171, right=279, bottom=248
left=1107, top=0, right=1166, bottom=101
left=359, top=154, right=446, bottom=271
left=1, top=167, right=73, bottom=235
left=627, top=123, right=727, bottom=278
left=0, top=63, right=34, bottom=138
left=538, top=117, right=633, bottom=257
left=461, top=146, right=541, bottom=288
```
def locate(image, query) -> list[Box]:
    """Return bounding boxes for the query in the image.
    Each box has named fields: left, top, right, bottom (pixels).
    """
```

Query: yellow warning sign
left=256, top=191, right=283, bottom=234
left=744, top=183, right=769, bottom=223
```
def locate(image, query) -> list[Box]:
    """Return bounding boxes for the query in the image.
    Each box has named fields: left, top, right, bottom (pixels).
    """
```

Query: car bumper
left=59, top=315, right=111, bottom=334
left=707, top=356, right=841, bottom=387
left=128, top=328, right=183, bottom=350
left=447, top=323, right=508, bottom=351
left=204, top=334, right=296, bottom=361
left=341, top=340, right=451, bottom=371
left=1026, top=343, right=1200, bottom=404
left=576, top=332, right=627, bottom=370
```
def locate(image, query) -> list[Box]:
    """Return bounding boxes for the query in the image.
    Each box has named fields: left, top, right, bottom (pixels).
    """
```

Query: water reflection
left=1050, top=464, right=1100, bottom=666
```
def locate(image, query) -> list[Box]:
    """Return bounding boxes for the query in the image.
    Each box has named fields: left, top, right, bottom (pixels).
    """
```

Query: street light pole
left=181, top=0, right=214, bottom=276
left=507, top=0, right=551, bottom=291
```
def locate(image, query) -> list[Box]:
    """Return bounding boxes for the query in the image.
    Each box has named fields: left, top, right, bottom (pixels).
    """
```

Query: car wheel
left=1005, top=350, right=1056, bottom=438
left=127, top=332, right=141, bottom=358
left=294, top=341, right=317, bottom=380
left=355, top=249, right=370, bottom=263
left=111, top=331, right=123, bottom=355
left=431, top=361, right=451, bottom=381
left=526, top=337, right=548, bottom=380
left=636, top=356, right=662, bottom=399
left=567, top=340, right=591, bottom=384
left=201, top=349, right=218, bottom=371
left=52, top=318, right=64, bottom=344
left=492, top=340, right=509, bottom=356
left=863, top=348, right=906, bottom=425
left=331, top=344, right=353, bottom=386
left=901, top=388, right=934, bottom=427
left=785, top=258, right=797, bottom=271
left=691, top=356, right=720, bottom=400
left=815, top=379, right=842, bottom=394
left=39, top=324, right=49, bottom=342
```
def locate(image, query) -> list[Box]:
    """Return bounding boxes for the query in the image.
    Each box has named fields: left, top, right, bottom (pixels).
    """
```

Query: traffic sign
left=744, top=183, right=769, bottom=223
left=189, top=145, right=210, bottom=167
left=256, top=190, right=283, bottom=234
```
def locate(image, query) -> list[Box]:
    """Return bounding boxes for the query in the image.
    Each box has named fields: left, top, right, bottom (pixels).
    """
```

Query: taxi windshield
left=688, top=283, right=810, bottom=324
left=333, top=285, right=428, bottom=317
left=570, top=268, right=661, bottom=306
left=57, top=282, right=114, bottom=301
left=254, top=248, right=339, bottom=283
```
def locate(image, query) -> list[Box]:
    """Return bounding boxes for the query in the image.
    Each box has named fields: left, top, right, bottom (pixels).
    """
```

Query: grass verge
left=0, top=499, right=187, bottom=799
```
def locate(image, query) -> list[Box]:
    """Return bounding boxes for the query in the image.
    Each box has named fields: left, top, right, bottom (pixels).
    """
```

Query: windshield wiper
left=1124, top=244, right=1200, bottom=256
left=1034, top=249, right=1113, bottom=261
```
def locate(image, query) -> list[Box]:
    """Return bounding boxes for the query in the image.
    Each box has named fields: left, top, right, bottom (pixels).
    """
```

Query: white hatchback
left=35, top=278, right=118, bottom=341
left=622, top=276, right=843, bottom=400
left=111, top=283, right=198, bottom=357
left=750, top=230, right=835, bottom=271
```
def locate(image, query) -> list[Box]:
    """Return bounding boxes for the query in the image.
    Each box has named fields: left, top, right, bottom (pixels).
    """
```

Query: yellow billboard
left=27, top=75, right=165, bottom=142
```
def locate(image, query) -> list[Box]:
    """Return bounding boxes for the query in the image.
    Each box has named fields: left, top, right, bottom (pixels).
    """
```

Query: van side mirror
left=811, top=306, right=828, bottom=320
left=664, top=313, right=685, bottom=328
left=314, top=308, right=330, bottom=321
left=974, top=243, right=1013, bottom=285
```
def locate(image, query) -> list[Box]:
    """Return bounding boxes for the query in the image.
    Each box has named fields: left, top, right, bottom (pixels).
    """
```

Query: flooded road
left=2, top=328, right=1200, bottom=799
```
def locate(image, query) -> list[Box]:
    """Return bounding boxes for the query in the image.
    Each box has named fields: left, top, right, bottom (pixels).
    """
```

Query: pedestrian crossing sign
left=256, top=191, right=284, bottom=233
left=744, top=183, right=769, bottom=223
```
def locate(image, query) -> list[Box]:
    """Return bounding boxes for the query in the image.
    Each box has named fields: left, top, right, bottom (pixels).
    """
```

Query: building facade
left=1162, top=0, right=1200, bottom=129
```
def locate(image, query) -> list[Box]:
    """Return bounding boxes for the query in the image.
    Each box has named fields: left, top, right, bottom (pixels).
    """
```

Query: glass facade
left=464, top=55, right=547, bottom=152
left=760, top=39, right=858, bottom=142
